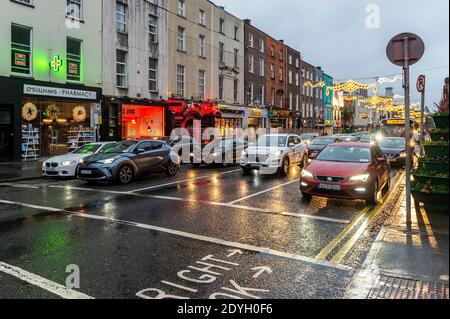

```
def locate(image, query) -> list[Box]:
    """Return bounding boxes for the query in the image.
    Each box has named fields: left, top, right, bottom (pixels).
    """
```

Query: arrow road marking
left=252, top=266, right=273, bottom=279
left=227, top=249, right=243, bottom=258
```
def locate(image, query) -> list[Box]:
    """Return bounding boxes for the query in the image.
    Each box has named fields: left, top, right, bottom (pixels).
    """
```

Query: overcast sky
left=215, top=0, right=449, bottom=110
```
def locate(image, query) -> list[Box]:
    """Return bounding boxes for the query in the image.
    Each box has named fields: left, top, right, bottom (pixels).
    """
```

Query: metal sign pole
left=403, top=38, right=412, bottom=217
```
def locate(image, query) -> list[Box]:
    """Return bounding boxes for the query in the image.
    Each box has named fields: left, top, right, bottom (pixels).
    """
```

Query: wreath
left=73, top=105, right=87, bottom=122
left=46, top=104, right=60, bottom=120
left=22, top=102, right=38, bottom=121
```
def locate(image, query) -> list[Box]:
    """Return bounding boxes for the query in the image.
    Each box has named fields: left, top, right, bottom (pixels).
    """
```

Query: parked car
left=158, top=135, right=195, bottom=163
left=300, top=142, right=391, bottom=205
left=42, top=142, right=115, bottom=178
left=300, top=133, right=319, bottom=145
left=77, top=140, right=180, bottom=184
left=240, top=134, right=308, bottom=175
left=193, top=138, right=247, bottom=167
left=378, top=137, right=408, bottom=168
left=306, top=136, right=341, bottom=159
left=336, top=135, right=358, bottom=142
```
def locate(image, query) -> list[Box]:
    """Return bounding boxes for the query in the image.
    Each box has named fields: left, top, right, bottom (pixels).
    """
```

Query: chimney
left=243, top=19, right=251, bottom=25
left=279, top=39, right=284, bottom=44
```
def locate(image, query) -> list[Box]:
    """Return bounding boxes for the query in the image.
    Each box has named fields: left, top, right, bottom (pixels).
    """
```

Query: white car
left=240, top=134, right=309, bottom=175
left=42, top=142, right=115, bottom=177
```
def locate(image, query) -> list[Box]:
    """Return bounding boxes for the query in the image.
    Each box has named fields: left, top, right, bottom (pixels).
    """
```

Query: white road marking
left=129, top=169, right=242, bottom=193
left=0, top=199, right=352, bottom=271
left=0, top=183, right=39, bottom=189
left=47, top=185, right=349, bottom=224
left=0, top=261, right=94, bottom=299
left=227, top=180, right=299, bottom=204
left=161, top=281, right=198, bottom=293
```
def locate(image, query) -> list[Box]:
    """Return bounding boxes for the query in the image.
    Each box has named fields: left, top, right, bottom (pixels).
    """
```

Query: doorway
left=0, top=105, right=14, bottom=162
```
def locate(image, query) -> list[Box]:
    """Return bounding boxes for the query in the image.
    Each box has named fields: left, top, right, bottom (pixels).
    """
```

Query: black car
left=306, top=136, right=341, bottom=159
left=378, top=137, right=407, bottom=167
left=77, top=140, right=180, bottom=184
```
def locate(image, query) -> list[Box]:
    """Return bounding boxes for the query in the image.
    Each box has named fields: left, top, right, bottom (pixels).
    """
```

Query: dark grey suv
left=77, top=140, right=180, bottom=184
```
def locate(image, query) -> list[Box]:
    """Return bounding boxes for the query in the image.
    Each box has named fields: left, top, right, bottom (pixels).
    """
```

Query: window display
left=122, top=104, right=165, bottom=140
left=21, top=99, right=93, bottom=157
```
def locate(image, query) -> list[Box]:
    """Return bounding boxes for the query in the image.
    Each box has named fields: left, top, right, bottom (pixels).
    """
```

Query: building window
left=234, top=79, right=239, bottom=102
left=279, top=50, right=283, bottom=61
left=219, top=76, right=224, bottom=100
left=198, top=70, right=205, bottom=99
left=288, top=54, right=292, bottom=65
left=234, top=26, right=239, bottom=40
left=116, top=50, right=127, bottom=88
left=178, top=0, right=185, bottom=17
left=234, top=49, right=239, bottom=68
left=271, top=88, right=275, bottom=105
left=219, top=18, right=225, bottom=34
left=248, top=54, right=254, bottom=73
left=11, top=24, right=32, bottom=75
left=199, top=35, right=206, bottom=58
left=219, top=42, right=224, bottom=63
left=296, top=94, right=299, bottom=111
left=67, top=38, right=82, bottom=81
left=149, top=15, right=158, bottom=44
left=259, top=85, right=264, bottom=103
left=295, top=73, right=299, bottom=86
left=279, top=67, right=283, bottom=82
left=295, top=58, right=299, bottom=68
left=271, top=46, right=275, bottom=57
left=288, top=70, right=293, bottom=84
left=270, top=64, right=275, bottom=79
left=247, top=81, right=254, bottom=102
left=177, top=27, right=185, bottom=52
left=259, top=38, right=264, bottom=53
left=259, top=58, right=264, bottom=77
left=199, top=9, right=205, bottom=25
left=176, top=64, right=185, bottom=96
left=66, top=0, right=82, bottom=20
left=149, top=58, right=158, bottom=92
left=116, top=2, right=127, bottom=33
left=248, top=33, right=253, bottom=48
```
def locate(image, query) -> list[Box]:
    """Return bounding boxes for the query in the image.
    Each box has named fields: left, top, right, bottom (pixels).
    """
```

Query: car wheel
left=242, top=167, right=252, bottom=174
left=300, top=154, right=308, bottom=169
left=118, top=164, right=134, bottom=185
left=165, top=161, right=179, bottom=177
left=301, top=192, right=312, bottom=201
left=279, top=157, right=290, bottom=176
left=192, top=163, right=201, bottom=168
left=366, top=180, right=378, bottom=206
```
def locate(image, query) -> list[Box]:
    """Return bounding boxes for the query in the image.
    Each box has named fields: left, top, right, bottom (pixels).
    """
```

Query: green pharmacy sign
left=50, top=55, right=63, bottom=72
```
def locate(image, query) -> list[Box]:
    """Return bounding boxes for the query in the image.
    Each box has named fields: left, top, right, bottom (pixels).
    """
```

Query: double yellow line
left=316, top=172, right=404, bottom=264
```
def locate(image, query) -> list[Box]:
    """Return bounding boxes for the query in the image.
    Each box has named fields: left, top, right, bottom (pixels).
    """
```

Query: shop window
left=11, top=24, right=32, bottom=75
left=122, top=105, right=164, bottom=140
left=67, top=38, right=82, bottom=82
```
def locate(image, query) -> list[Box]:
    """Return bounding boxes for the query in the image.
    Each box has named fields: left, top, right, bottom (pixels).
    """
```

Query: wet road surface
left=0, top=165, right=400, bottom=299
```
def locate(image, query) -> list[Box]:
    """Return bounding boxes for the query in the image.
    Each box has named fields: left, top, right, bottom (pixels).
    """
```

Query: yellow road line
left=315, top=205, right=372, bottom=260
left=330, top=173, right=405, bottom=264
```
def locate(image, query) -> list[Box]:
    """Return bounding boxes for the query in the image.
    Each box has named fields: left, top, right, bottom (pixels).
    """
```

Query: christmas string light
left=343, top=96, right=358, bottom=102
left=358, top=95, right=393, bottom=106
left=377, top=75, right=403, bottom=84
left=304, top=81, right=325, bottom=88
left=326, top=80, right=377, bottom=96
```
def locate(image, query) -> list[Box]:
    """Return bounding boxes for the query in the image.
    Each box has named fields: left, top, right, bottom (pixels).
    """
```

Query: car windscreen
left=379, top=139, right=405, bottom=149
left=100, top=141, right=138, bottom=154
left=316, top=146, right=372, bottom=163
left=73, top=144, right=102, bottom=154
left=301, top=134, right=315, bottom=140
left=256, top=136, right=287, bottom=147
left=312, top=138, right=335, bottom=145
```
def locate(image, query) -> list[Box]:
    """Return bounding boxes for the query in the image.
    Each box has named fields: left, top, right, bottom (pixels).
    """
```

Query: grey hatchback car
left=77, top=140, right=180, bottom=184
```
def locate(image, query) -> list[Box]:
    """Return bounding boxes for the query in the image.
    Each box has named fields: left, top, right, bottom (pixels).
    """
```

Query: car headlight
left=212, top=152, right=219, bottom=157
left=376, top=134, right=383, bottom=141
left=241, top=150, right=247, bottom=157
left=98, top=157, right=119, bottom=164
left=349, top=174, right=370, bottom=182
left=269, top=150, right=283, bottom=157
left=400, top=152, right=407, bottom=158
left=301, top=169, right=314, bottom=179
left=61, top=160, right=74, bottom=166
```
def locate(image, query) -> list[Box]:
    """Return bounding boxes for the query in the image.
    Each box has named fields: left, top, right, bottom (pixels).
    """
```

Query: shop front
left=269, top=109, right=290, bottom=129
left=217, top=104, right=245, bottom=136
left=0, top=77, right=101, bottom=161
left=289, top=111, right=302, bottom=129
left=246, top=108, right=268, bottom=130
left=101, top=98, right=170, bottom=142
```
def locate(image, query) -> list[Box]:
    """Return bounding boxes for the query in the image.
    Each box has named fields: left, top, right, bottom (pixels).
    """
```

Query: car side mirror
left=288, top=143, right=296, bottom=148
left=136, top=148, right=146, bottom=154
left=310, top=153, right=319, bottom=160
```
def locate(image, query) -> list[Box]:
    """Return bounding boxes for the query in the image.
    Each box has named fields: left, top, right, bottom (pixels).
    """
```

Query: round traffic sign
left=417, top=75, right=426, bottom=93
left=386, top=33, right=425, bottom=66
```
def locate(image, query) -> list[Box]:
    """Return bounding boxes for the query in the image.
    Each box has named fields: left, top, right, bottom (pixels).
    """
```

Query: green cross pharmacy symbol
left=50, top=55, right=63, bottom=72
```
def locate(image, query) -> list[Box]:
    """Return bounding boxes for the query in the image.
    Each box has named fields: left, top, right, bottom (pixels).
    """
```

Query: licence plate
left=80, top=170, right=92, bottom=175
left=318, top=184, right=342, bottom=191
